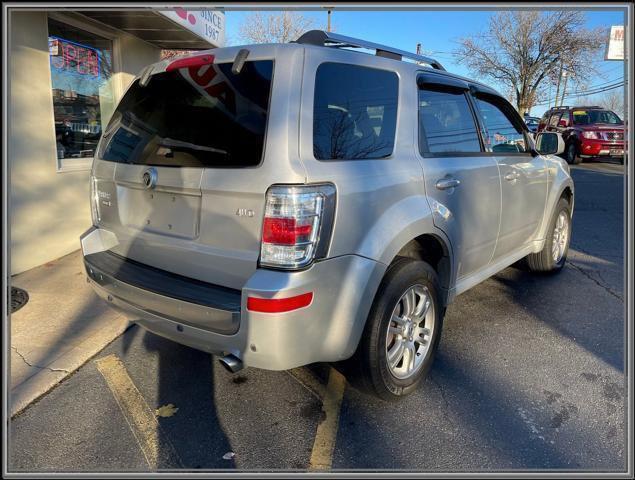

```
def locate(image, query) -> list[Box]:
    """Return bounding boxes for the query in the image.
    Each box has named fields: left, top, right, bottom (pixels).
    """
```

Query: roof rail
left=550, top=105, right=602, bottom=111
left=294, top=30, right=446, bottom=71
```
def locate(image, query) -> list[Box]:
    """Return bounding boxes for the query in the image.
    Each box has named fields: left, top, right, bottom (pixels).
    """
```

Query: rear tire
left=525, top=198, right=572, bottom=273
left=356, top=257, right=444, bottom=401
left=566, top=142, right=582, bottom=165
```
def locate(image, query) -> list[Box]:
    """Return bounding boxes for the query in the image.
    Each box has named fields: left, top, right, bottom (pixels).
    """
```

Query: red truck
left=537, top=106, right=626, bottom=164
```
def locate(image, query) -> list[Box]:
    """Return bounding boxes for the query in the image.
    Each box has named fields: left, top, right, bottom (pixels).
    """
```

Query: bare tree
left=592, top=89, right=626, bottom=119
left=455, top=11, right=605, bottom=113
left=160, top=49, right=196, bottom=60
left=314, top=103, right=392, bottom=160
left=238, top=11, right=317, bottom=44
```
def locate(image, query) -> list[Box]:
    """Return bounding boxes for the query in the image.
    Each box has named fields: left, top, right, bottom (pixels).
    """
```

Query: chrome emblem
left=236, top=208, right=255, bottom=217
left=142, top=167, right=157, bottom=190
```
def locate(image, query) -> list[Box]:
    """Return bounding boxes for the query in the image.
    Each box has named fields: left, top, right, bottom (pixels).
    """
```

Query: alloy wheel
left=385, top=284, right=435, bottom=380
left=552, top=211, right=570, bottom=263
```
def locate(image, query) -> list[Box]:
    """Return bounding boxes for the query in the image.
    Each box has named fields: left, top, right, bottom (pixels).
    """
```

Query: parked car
left=523, top=115, right=541, bottom=133
left=81, top=31, right=574, bottom=400
left=537, top=105, right=625, bottom=164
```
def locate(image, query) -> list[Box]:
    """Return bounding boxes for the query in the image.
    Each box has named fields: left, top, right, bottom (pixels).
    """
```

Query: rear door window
left=313, top=63, right=398, bottom=160
left=418, top=88, right=482, bottom=154
left=99, top=60, right=274, bottom=168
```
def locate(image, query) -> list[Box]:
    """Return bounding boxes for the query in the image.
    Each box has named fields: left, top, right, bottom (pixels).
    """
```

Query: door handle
left=504, top=171, right=520, bottom=181
left=435, top=178, right=461, bottom=190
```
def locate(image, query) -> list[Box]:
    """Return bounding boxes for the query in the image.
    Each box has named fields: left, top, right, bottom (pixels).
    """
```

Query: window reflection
left=313, top=63, right=398, bottom=160
left=48, top=18, right=115, bottom=162
left=418, top=89, right=481, bottom=153
left=475, top=97, right=527, bottom=153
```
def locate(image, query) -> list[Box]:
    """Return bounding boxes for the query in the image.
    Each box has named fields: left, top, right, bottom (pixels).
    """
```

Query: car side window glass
left=418, top=88, right=481, bottom=154
left=313, top=63, right=398, bottom=160
left=549, top=113, right=562, bottom=127
left=474, top=96, right=528, bottom=153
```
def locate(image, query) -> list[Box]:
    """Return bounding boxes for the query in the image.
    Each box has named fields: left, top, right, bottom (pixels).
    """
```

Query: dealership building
left=8, top=8, right=225, bottom=274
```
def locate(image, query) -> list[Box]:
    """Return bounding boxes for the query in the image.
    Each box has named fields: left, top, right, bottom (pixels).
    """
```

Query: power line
left=535, top=84, right=625, bottom=107
left=534, top=82, right=625, bottom=107
left=568, top=76, right=624, bottom=92
left=569, top=81, right=625, bottom=95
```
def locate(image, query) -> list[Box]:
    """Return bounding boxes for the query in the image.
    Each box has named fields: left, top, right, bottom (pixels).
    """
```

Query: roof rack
left=294, top=30, right=446, bottom=71
left=549, top=105, right=602, bottom=111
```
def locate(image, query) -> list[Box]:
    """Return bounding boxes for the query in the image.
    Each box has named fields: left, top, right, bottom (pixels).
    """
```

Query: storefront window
left=47, top=18, right=116, bottom=166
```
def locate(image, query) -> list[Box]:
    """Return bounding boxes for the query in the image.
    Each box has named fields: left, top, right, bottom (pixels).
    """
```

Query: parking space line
left=308, top=367, right=347, bottom=470
left=95, top=354, right=183, bottom=469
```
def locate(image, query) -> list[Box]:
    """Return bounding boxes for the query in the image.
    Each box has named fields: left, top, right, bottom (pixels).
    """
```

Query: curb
left=10, top=318, right=131, bottom=418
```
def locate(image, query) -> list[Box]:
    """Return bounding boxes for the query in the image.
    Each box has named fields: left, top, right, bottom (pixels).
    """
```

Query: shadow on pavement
left=493, top=265, right=624, bottom=373
left=138, top=330, right=235, bottom=470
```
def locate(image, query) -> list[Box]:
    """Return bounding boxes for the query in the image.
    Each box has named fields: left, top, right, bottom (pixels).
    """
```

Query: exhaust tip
left=219, top=354, right=243, bottom=373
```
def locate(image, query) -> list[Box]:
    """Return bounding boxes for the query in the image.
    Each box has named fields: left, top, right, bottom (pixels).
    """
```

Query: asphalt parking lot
left=9, top=161, right=627, bottom=472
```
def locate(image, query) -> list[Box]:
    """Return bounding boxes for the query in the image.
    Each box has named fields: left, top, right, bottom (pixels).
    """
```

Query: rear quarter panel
left=297, top=48, right=447, bottom=266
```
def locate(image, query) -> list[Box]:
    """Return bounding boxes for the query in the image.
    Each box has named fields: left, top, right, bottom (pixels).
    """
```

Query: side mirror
left=535, top=132, right=565, bottom=156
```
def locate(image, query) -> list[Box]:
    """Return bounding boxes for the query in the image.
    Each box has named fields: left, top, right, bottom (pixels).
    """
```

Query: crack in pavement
left=570, top=243, right=623, bottom=261
left=11, top=346, right=70, bottom=374
left=430, top=375, right=458, bottom=434
left=567, top=261, right=623, bottom=303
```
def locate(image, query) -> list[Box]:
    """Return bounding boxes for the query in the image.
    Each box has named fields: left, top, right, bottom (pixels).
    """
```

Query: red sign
left=49, top=37, right=100, bottom=78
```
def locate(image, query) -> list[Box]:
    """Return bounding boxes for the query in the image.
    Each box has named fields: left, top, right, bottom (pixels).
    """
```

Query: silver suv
left=81, top=31, right=574, bottom=399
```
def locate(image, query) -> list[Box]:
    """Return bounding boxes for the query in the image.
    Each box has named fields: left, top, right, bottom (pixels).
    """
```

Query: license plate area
left=117, top=186, right=201, bottom=239
left=610, top=149, right=624, bottom=156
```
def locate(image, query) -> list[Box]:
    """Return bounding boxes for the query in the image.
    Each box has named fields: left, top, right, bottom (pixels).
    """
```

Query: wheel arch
left=391, top=234, right=453, bottom=307
left=536, top=171, right=575, bottom=244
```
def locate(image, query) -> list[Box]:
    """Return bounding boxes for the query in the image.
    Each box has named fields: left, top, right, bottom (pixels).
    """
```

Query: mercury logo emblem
left=142, top=167, right=158, bottom=190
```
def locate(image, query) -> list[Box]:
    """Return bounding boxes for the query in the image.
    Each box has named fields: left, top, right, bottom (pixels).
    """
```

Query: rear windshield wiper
left=159, top=138, right=229, bottom=156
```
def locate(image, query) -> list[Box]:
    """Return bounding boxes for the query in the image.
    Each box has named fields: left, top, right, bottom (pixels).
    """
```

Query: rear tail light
left=260, top=184, right=336, bottom=269
left=90, top=176, right=100, bottom=225
left=582, top=131, right=600, bottom=139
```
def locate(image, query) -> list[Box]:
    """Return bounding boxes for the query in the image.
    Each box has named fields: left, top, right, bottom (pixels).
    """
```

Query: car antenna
left=232, top=49, right=250, bottom=74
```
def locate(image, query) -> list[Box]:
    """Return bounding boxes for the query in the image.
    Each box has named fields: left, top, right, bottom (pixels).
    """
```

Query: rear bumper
left=81, top=227, right=386, bottom=370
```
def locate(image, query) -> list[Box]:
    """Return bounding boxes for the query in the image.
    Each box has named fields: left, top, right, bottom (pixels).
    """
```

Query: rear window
left=99, top=60, right=273, bottom=168
left=572, top=109, right=622, bottom=125
left=313, top=63, right=398, bottom=160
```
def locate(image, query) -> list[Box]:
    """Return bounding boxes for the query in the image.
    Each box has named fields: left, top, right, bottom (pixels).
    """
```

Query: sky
left=224, top=8, right=626, bottom=117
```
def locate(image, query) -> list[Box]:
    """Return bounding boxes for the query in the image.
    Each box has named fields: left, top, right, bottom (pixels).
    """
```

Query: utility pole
left=327, top=9, right=332, bottom=32
left=553, top=62, right=563, bottom=108
left=559, top=69, right=569, bottom=107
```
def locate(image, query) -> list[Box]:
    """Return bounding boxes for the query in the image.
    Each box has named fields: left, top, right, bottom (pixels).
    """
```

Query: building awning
left=78, top=9, right=223, bottom=49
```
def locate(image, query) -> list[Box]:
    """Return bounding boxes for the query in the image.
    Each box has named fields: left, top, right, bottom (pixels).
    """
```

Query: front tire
left=566, top=142, right=582, bottom=165
left=525, top=197, right=572, bottom=273
left=357, top=258, right=444, bottom=401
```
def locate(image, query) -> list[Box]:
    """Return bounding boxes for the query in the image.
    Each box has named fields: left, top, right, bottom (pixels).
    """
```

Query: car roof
left=299, top=43, right=504, bottom=98
left=153, top=40, right=506, bottom=101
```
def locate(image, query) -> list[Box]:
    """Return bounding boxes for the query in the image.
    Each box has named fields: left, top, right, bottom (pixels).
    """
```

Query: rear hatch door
left=92, top=56, right=283, bottom=289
